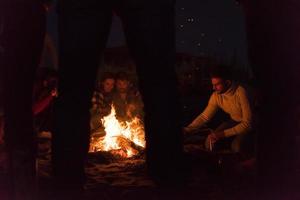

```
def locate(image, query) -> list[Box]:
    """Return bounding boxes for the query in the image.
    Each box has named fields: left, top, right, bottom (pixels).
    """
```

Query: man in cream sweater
left=184, top=66, right=254, bottom=154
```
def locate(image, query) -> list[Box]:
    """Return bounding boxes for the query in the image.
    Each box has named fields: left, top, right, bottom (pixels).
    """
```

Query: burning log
left=90, top=135, right=144, bottom=158
left=89, top=105, right=145, bottom=158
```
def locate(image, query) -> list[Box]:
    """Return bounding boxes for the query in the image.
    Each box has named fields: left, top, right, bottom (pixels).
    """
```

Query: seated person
left=91, top=72, right=115, bottom=116
left=184, top=65, right=254, bottom=156
left=112, top=71, right=143, bottom=121
left=33, top=67, right=58, bottom=133
left=90, top=72, right=115, bottom=132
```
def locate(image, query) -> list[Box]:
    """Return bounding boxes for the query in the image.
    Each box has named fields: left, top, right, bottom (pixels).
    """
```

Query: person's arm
left=223, top=87, right=252, bottom=137
left=44, top=33, right=59, bottom=69
left=33, top=89, right=57, bottom=116
left=184, top=93, right=219, bottom=133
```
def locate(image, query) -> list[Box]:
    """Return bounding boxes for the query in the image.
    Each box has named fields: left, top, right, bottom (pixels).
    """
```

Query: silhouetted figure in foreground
left=241, top=0, right=299, bottom=199
left=0, top=1, right=46, bottom=199
left=52, top=0, right=184, bottom=195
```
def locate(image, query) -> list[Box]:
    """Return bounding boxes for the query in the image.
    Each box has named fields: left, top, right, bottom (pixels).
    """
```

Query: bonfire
left=89, top=105, right=145, bottom=158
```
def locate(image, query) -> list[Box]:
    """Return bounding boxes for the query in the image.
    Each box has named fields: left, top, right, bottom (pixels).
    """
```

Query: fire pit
left=89, top=105, right=146, bottom=158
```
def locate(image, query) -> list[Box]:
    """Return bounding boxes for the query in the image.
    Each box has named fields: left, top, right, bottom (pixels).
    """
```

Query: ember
left=89, top=105, right=145, bottom=158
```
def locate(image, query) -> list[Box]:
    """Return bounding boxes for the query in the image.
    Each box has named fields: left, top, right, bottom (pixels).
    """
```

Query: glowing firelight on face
left=89, top=105, right=145, bottom=158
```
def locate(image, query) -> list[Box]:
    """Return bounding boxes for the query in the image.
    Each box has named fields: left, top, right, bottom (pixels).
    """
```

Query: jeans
left=211, top=120, right=255, bottom=156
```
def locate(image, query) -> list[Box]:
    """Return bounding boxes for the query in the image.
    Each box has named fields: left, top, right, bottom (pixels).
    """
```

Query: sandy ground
left=1, top=130, right=299, bottom=200
left=38, top=132, right=256, bottom=200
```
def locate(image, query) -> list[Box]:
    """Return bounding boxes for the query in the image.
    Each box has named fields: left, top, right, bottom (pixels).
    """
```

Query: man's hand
left=213, top=131, right=225, bottom=140
left=205, top=131, right=225, bottom=151
left=210, top=133, right=218, bottom=142
left=51, top=88, right=58, bottom=97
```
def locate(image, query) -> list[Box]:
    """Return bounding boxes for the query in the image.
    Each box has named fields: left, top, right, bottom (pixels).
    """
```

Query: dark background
left=46, top=0, right=249, bottom=68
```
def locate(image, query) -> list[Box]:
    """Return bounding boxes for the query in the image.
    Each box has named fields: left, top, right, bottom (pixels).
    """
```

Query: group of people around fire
left=1, top=64, right=255, bottom=158
left=0, top=69, right=146, bottom=143
left=2, top=0, right=298, bottom=199
left=51, top=65, right=254, bottom=157
left=90, top=71, right=144, bottom=134
left=4, top=69, right=144, bottom=138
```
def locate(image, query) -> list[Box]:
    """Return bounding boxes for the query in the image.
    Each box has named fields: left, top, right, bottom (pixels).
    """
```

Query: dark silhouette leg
left=1, top=1, right=46, bottom=199
left=118, top=0, right=184, bottom=183
left=52, top=0, right=113, bottom=191
left=242, top=1, right=299, bottom=199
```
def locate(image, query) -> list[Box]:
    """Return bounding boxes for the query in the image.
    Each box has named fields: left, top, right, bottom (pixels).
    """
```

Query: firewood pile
left=89, top=134, right=145, bottom=163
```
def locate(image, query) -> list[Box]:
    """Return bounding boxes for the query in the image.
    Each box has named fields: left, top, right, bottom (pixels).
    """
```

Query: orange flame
left=89, top=105, right=145, bottom=158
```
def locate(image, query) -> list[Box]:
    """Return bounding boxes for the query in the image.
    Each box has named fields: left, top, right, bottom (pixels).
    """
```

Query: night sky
left=48, top=0, right=249, bottom=66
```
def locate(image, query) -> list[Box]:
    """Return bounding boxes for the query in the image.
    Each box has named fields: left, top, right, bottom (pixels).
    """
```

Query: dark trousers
left=1, top=1, right=46, bottom=199
left=52, top=0, right=183, bottom=186
left=214, top=120, right=255, bottom=157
